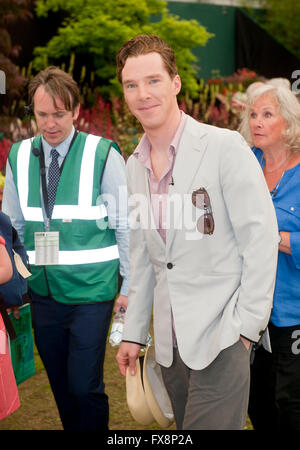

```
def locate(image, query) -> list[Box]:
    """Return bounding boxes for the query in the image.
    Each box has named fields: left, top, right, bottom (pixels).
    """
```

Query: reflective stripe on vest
left=27, top=245, right=119, bottom=265
left=17, top=139, right=43, bottom=221
left=17, top=135, right=108, bottom=221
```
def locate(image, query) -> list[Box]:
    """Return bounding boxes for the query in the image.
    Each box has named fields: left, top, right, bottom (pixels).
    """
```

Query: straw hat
left=126, top=345, right=174, bottom=428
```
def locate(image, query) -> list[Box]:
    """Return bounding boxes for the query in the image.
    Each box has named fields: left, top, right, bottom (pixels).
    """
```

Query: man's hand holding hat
left=116, top=342, right=141, bottom=376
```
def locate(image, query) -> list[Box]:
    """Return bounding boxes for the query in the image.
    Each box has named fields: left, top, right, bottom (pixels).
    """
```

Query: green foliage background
left=32, top=0, right=213, bottom=98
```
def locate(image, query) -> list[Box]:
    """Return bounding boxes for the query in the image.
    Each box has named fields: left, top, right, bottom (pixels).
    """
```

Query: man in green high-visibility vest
left=3, top=66, right=129, bottom=430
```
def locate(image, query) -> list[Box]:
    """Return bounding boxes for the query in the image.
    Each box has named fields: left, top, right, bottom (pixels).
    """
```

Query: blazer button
left=167, top=262, right=173, bottom=269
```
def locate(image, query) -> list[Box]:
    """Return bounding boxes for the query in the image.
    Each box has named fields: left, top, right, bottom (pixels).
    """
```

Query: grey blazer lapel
left=172, top=117, right=208, bottom=194
left=166, top=118, right=209, bottom=253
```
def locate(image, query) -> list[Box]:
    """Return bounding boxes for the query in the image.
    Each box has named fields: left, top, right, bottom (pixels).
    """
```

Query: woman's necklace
left=260, top=152, right=292, bottom=198
left=263, top=154, right=290, bottom=173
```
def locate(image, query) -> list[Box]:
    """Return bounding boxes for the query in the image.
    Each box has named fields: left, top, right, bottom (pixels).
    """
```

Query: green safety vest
left=9, top=132, right=120, bottom=304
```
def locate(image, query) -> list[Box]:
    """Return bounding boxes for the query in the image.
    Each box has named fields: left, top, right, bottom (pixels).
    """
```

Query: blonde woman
left=239, top=84, right=300, bottom=430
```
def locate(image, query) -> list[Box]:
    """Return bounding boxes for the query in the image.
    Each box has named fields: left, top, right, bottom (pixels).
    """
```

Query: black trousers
left=248, top=322, right=300, bottom=430
left=31, top=290, right=114, bottom=430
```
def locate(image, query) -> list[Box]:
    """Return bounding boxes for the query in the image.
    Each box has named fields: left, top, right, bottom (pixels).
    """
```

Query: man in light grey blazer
left=116, top=35, right=278, bottom=429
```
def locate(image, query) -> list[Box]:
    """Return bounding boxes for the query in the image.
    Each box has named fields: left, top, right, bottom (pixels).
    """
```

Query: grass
left=0, top=333, right=174, bottom=431
left=0, top=329, right=253, bottom=430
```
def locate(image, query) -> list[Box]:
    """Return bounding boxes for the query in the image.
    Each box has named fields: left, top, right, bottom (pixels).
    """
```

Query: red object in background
left=76, top=96, right=114, bottom=139
left=0, top=138, right=11, bottom=172
left=0, top=314, right=20, bottom=421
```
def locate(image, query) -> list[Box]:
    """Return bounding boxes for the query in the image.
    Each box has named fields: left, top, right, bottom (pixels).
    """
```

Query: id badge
left=34, top=232, right=59, bottom=265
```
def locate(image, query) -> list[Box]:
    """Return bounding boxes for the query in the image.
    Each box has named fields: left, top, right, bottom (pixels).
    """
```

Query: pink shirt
left=133, top=112, right=187, bottom=243
left=133, top=111, right=187, bottom=346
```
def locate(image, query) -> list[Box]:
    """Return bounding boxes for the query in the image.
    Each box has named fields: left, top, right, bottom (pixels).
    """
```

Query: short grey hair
left=239, top=84, right=300, bottom=153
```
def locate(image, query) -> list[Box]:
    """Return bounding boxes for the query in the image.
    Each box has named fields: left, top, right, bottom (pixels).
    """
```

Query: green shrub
left=32, top=0, right=213, bottom=98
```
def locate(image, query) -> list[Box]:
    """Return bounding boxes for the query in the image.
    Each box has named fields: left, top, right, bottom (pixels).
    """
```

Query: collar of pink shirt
left=133, top=110, right=187, bottom=171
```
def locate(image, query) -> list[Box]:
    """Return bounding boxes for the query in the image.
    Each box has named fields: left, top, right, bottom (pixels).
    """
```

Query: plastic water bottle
left=141, top=333, right=152, bottom=351
left=109, top=306, right=126, bottom=347
left=109, top=306, right=153, bottom=348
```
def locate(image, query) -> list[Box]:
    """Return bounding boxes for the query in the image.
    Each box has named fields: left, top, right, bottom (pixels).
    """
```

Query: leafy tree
left=249, top=0, right=300, bottom=59
left=32, top=0, right=213, bottom=98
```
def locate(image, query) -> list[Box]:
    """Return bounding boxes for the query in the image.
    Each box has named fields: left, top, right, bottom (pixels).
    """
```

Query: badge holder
left=34, top=231, right=59, bottom=266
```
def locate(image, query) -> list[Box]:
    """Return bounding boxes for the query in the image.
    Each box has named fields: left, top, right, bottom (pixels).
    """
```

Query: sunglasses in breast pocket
left=191, top=187, right=215, bottom=235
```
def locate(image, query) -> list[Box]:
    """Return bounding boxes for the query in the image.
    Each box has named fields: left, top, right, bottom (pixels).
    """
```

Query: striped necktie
left=48, top=148, right=60, bottom=218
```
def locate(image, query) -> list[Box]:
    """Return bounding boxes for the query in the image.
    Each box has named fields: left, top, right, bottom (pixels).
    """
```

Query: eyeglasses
left=191, top=187, right=215, bottom=235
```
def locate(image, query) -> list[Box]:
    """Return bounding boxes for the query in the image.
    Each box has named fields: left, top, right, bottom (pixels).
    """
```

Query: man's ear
left=173, top=74, right=181, bottom=96
left=73, top=104, right=80, bottom=121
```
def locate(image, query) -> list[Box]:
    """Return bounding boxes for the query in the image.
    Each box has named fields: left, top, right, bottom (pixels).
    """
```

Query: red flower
left=76, top=96, right=114, bottom=139
left=0, top=138, right=11, bottom=172
left=208, top=79, right=222, bottom=85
